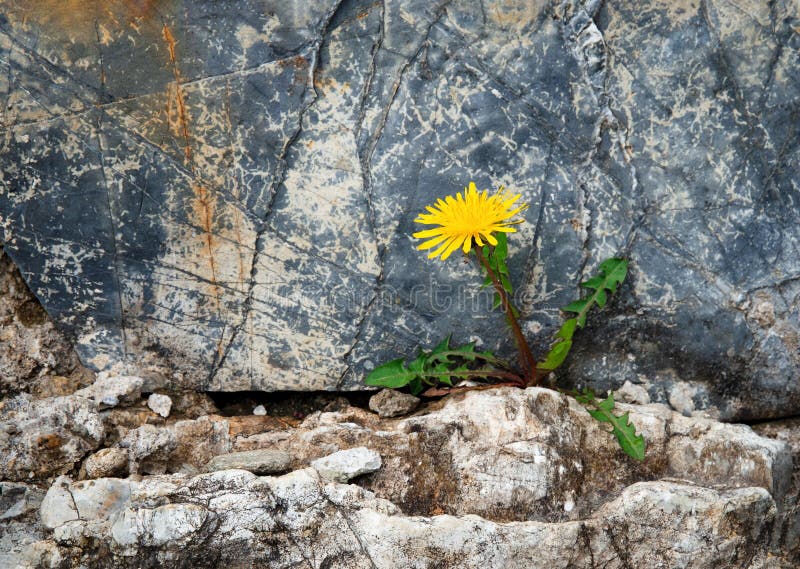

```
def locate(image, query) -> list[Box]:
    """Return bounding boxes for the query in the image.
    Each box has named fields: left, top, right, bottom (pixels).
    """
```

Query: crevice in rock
left=558, top=0, right=642, bottom=268
left=206, top=390, right=373, bottom=419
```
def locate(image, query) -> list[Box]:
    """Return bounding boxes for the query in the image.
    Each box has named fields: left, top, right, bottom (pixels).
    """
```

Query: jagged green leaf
left=546, top=258, right=629, bottom=374
left=557, top=318, right=577, bottom=340
left=562, top=298, right=589, bottom=313
left=367, top=337, right=516, bottom=394
left=576, top=391, right=645, bottom=462
left=580, top=275, right=605, bottom=290
left=538, top=319, right=578, bottom=371
left=537, top=339, right=572, bottom=370
left=364, top=359, right=417, bottom=389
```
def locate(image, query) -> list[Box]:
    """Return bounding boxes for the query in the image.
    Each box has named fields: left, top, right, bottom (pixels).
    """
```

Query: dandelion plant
left=366, top=181, right=645, bottom=461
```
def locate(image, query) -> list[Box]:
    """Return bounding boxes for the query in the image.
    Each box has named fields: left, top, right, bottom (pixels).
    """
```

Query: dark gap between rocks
left=206, top=390, right=375, bottom=419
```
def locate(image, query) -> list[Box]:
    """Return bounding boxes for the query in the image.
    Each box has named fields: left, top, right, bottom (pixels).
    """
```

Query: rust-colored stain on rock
left=160, top=23, right=223, bottom=315
left=3, top=0, right=166, bottom=40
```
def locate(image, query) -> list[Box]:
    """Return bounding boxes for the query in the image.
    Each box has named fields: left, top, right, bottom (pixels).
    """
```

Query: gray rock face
left=0, top=0, right=799, bottom=420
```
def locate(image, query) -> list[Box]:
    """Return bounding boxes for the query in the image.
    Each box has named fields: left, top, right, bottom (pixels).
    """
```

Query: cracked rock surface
left=1, top=386, right=796, bottom=568
left=0, top=0, right=798, bottom=420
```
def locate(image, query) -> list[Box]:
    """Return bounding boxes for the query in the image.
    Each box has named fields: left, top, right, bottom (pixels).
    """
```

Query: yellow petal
left=440, top=235, right=465, bottom=260
left=429, top=236, right=456, bottom=259
left=417, top=234, right=450, bottom=250
left=413, top=227, right=446, bottom=238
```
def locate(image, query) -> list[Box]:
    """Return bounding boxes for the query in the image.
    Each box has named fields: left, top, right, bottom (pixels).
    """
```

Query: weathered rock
left=752, top=418, right=800, bottom=565
left=369, top=388, right=421, bottom=418
left=242, top=388, right=791, bottom=523
left=75, top=372, right=143, bottom=410
left=614, top=380, right=651, bottom=405
left=40, top=475, right=182, bottom=530
left=118, top=416, right=230, bottom=475
left=1, top=0, right=798, bottom=422
left=34, top=468, right=779, bottom=568
left=0, top=482, right=44, bottom=521
left=0, top=248, right=89, bottom=397
left=0, top=394, right=104, bottom=481
left=202, top=449, right=292, bottom=475
left=311, top=447, right=383, bottom=483
left=82, top=448, right=129, bottom=479
left=168, top=391, right=220, bottom=420
left=147, top=393, right=172, bottom=418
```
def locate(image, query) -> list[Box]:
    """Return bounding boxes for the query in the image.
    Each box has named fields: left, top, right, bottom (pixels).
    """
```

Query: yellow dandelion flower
left=413, top=182, right=528, bottom=260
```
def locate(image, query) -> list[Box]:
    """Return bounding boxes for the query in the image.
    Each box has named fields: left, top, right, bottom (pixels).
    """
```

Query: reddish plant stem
left=474, top=247, right=539, bottom=386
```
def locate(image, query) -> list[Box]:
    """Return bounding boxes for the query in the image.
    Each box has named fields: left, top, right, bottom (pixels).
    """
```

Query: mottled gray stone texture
left=0, top=0, right=798, bottom=419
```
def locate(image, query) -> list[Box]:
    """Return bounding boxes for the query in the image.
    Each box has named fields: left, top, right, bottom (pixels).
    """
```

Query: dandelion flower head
left=413, top=182, right=527, bottom=260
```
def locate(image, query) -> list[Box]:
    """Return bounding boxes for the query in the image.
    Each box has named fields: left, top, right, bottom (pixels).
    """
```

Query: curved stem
left=474, top=247, right=538, bottom=386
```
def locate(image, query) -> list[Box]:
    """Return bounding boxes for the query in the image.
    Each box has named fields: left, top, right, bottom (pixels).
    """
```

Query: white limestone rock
left=75, top=372, right=143, bottom=410
left=147, top=393, right=173, bottom=418
left=311, top=447, right=382, bottom=483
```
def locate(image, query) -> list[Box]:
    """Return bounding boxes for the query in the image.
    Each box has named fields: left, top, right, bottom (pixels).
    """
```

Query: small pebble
left=253, top=404, right=267, bottom=416
left=147, top=393, right=173, bottom=418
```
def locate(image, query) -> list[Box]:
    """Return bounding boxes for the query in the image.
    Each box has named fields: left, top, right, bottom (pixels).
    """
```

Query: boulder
left=0, top=0, right=797, bottom=421
left=83, top=448, right=130, bottom=479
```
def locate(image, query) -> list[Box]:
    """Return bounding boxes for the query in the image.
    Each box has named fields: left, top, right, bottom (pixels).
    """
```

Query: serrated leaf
left=562, top=298, right=589, bottom=313
left=557, top=318, right=577, bottom=341
left=366, top=336, right=518, bottom=395
left=595, top=289, right=607, bottom=308
left=537, top=339, right=572, bottom=371
left=580, top=275, right=605, bottom=290
left=408, top=352, right=426, bottom=374
left=431, top=335, right=451, bottom=356
left=364, top=359, right=417, bottom=389
left=597, top=393, right=616, bottom=412
left=453, top=343, right=477, bottom=360
left=584, top=394, right=645, bottom=461
left=599, top=258, right=628, bottom=288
